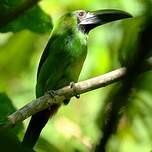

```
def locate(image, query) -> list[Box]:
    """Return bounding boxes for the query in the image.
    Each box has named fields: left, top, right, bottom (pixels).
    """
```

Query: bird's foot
left=70, top=82, right=80, bottom=99
left=63, top=99, right=70, bottom=105
left=47, top=90, right=57, bottom=98
left=47, top=90, right=57, bottom=110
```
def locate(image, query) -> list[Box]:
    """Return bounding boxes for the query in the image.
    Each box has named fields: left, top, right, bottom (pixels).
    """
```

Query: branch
left=0, top=0, right=41, bottom=28
left=1, top=57, right=152, bottom=129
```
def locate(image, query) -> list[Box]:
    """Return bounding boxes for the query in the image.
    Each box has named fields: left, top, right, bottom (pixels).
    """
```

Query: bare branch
left=1, top=57, right=152, bottom=129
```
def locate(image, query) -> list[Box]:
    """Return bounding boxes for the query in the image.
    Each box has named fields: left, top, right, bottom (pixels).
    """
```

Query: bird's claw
left=47, top=90, right=57, bottom=98
left=47, top=90, right=57, bottom=110
left=70, top=82, right=80, bottom=99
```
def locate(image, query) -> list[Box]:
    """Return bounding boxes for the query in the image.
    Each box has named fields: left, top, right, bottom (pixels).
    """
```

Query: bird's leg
left=70, top=82, right=80, bottom=99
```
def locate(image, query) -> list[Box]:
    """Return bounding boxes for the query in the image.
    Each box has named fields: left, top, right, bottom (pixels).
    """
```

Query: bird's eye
left=79, top=12, right=85, bottom=16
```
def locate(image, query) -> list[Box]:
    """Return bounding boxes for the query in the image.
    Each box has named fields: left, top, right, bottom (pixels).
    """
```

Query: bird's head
left=53, top=9, right=132, bottom=36
left=74, top=9, right=132, bottom=33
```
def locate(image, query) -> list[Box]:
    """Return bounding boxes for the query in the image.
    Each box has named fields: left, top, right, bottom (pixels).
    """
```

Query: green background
left=0, top=0, right=152, bottom=152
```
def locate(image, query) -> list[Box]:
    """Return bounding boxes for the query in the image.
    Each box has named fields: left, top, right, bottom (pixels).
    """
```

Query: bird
left=22, top=9, right=132, bottom=148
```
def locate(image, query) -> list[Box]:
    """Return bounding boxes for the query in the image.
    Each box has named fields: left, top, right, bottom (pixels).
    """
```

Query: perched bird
left=22, top=9, right=132, bottom=148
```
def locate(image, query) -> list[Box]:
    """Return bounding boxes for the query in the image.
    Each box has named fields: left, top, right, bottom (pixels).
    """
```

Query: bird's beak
left=79, top=9, right=132, bottom=33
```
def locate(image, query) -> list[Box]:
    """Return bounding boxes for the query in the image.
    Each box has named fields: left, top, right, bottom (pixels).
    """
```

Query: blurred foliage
left=0, top=93, right=23, bottom=133
left=0, top=0, right=53, bottom=33
left=96, top=7, right=152, bottom=151
left=0, top=0, right=152, bottom=152
left=0, top=93, right=29, bottom=152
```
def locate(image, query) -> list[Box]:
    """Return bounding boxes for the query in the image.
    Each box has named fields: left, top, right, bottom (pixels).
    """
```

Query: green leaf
left=0, top=93, right=29, bottom=151
left=0, top=92, right=23, bottom=134
left=0, top=0, right=53, bottom=33
left=0, top=130, right=35, bottom=152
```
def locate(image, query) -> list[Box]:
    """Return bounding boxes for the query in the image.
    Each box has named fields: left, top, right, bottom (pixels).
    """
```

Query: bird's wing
left=37, top=36, right=57, bottom=77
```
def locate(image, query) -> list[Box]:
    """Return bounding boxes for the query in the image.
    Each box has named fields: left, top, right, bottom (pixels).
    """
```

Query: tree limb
left=0, top=0, right=41, bottom=28
left=1, top=57, right=152, bottom=129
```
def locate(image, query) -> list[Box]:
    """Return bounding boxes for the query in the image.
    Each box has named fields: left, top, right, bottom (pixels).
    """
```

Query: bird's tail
left=22, top=104, right=60, bottom=148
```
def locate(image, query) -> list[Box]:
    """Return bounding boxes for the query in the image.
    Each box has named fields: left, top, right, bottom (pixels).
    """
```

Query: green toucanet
left=22, top=9, right=132, bottom=148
